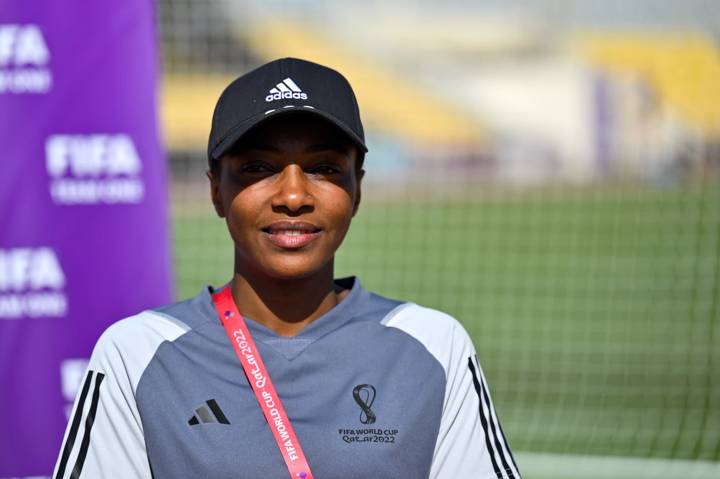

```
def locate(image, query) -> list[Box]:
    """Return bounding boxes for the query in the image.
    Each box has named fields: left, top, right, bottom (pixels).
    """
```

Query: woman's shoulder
left=85, top=296, right=203, bottom=391
left=382, top=301, right=460, bottom=327
left=96, top=308, right=190, bottom=349
left=381, top=301, right=471, bottom=342
left=378, top=300, right=476, bottom=374
left=96, top=286, right=215, bottom=349
left=89, top=291, right=211, bottom=367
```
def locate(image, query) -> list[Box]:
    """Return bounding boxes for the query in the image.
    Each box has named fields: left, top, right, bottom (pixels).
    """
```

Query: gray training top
left=54, top=277, right=520, bottom=479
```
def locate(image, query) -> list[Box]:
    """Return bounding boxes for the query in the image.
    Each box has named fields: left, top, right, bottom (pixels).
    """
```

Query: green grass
left=172, top=185, right=720, bottom=461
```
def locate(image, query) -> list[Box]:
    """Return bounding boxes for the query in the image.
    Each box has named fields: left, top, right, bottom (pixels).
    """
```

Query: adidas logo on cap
left=265, top=77, right=308, bottom=102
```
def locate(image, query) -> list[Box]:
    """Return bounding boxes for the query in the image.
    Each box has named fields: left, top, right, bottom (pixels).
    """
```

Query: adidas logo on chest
left=265, top=77, right=307, bottom=102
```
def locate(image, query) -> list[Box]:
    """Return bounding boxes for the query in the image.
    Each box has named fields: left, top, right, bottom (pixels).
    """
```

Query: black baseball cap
left=208, top=57, right=367, bottom=165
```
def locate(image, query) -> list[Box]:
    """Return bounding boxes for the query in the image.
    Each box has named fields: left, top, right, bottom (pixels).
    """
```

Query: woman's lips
left=262, top=222, right=321, bottom=249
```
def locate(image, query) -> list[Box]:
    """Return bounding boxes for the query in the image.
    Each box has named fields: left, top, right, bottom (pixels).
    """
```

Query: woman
left=54, top=58, right=521, bottom=479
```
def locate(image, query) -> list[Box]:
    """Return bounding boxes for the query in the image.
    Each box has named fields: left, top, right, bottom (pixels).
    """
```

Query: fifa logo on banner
left=0, top=247, right=68, bottom=319
left=0, top=24, right=52, bottom=94
left=46, top=134, right=145, bottom=205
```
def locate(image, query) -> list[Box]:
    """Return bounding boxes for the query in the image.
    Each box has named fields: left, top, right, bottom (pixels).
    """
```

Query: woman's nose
left=271, top=164, right=314, bottom=214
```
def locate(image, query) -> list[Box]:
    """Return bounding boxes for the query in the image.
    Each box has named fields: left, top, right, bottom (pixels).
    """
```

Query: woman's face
left=210, top=114, right=363, bottom=281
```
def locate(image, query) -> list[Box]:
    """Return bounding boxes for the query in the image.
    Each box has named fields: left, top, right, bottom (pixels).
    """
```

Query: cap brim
left=209, top=106, right=368, bottom=161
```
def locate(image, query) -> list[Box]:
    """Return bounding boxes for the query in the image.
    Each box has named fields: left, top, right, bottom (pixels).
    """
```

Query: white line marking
left=515, top=452, right=720, bottom=479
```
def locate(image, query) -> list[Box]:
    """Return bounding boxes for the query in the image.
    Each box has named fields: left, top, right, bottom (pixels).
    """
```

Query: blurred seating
left=161, top=19, right=487, bottom=152
left=577, top=32, right=720, bottom=137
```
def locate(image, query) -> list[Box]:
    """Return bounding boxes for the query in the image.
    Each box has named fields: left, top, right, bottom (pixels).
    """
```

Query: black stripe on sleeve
left=55, top=370, right=94, bottom=479
left=496, top=408, right=521, bottom=476
left=468, top=357, right=503, bottom=479
left=485, top=359, right=520, bottom=478
left=476, top=355, right=517, bottom=479
left=69, top=372, right=105, bottom=479
left=206, top=399, right=230, bottom=424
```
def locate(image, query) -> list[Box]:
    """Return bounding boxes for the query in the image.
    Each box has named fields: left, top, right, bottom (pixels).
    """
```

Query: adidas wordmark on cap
left=208, top=57, right=368, bottom=165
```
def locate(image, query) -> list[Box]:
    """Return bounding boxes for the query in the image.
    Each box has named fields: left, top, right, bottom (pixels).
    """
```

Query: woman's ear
left=352, top=168, right=364, bottom=216
left=207, top=169, right=226, bottom=218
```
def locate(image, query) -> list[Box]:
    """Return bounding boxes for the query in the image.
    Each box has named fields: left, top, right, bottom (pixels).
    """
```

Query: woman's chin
left=255, top=257, right=334, bottom=282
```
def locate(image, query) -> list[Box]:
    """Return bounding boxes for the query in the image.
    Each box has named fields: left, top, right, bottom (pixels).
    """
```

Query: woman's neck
left=229, top=264, right=344, bottom=337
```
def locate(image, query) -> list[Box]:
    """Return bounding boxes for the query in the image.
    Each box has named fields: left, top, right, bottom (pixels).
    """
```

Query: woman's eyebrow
left=305, top=143, right=351, bottom=154
left=240, top=142, right=282, bottom=153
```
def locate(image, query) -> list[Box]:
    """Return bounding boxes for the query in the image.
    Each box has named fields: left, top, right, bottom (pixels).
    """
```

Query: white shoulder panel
left=383, top=303, right=521, bottom=479
left=53, top=311, right=190, bottom=479
left=381, top=302, right=467, bottom=379
left=94, top=310, right=191, bottom=393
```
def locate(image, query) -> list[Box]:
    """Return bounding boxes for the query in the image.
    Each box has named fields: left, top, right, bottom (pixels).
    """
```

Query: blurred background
left=160, top=0, right=719, bottom=477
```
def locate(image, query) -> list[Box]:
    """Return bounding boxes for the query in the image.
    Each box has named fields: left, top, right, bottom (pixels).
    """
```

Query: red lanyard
left=212, top=286, right=314, bottom=479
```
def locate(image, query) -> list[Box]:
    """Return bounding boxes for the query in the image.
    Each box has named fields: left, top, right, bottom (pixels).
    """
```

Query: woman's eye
left=241, top=162, right=274, bottom=174
left=310, top=165, right=340, bottom=175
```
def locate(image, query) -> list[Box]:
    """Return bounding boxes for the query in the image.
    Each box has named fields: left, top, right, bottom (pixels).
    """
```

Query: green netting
left=159, top=0, right=720, bottom=468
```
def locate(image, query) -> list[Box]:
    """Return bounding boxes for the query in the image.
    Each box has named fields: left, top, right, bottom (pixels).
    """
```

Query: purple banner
left=0, top=1, right=171, bottom=476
